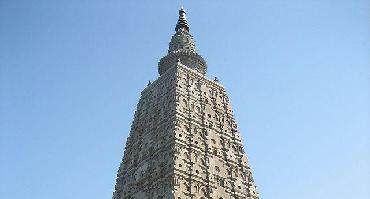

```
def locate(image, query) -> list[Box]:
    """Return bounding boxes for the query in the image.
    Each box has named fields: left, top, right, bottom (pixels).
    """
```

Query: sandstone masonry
left=112, top=7, right=260, bottom=199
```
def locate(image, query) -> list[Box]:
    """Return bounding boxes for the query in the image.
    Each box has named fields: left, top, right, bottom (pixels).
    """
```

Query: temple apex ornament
left=112, top=7, right=260, bottom=199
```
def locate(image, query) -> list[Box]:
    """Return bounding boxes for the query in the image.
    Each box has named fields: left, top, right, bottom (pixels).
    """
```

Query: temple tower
left=113, top=7, right=260, bottom=199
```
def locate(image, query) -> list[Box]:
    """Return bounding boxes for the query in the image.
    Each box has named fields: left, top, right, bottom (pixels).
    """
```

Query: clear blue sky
left=1, top=0, right=369, bottom=198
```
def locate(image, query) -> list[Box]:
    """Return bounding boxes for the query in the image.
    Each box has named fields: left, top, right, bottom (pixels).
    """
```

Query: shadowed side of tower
left=113, top=7, right=259, bottom=199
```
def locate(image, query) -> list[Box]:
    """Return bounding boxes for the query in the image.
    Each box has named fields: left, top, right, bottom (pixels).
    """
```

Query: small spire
left=175, top=7, right=189, bottom=32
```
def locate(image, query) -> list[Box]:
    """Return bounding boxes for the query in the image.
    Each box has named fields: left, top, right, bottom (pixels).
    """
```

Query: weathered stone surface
left=112, top=7, right=259, bottom=199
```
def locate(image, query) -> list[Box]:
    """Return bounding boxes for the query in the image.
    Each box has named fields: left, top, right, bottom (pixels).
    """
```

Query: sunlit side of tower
left=113, top=7, right=260, bottom=199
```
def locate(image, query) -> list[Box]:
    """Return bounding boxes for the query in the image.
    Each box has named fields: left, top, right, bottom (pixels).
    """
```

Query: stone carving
left=113, top=7, right=259, bottom=199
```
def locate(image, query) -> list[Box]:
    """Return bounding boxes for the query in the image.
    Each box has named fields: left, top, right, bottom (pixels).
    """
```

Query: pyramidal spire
left=113, top=7, right=261, bottom=198
left=175, top=6, right=189, bottom=32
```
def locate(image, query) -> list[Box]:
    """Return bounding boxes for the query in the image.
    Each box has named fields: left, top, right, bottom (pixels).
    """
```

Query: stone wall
left=112, top=62, right=259, bottom=199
